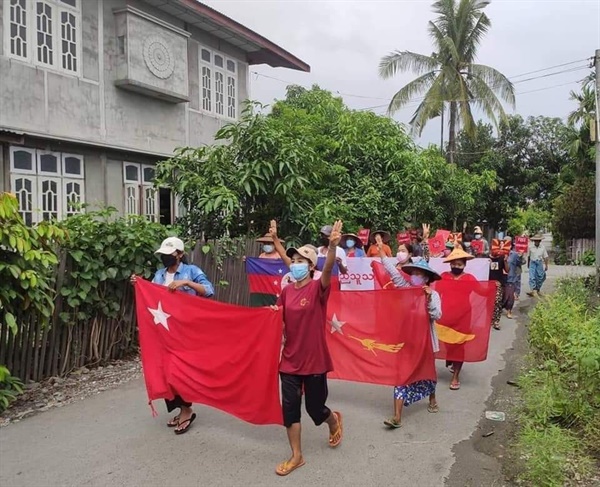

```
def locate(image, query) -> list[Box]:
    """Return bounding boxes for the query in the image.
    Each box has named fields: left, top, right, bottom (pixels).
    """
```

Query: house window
left=4, top=0, right=80, bottom=74
left=9, top=146, right=85, bottom=224
left=123, top=162, right=159, bottom=222
left=199, top=46, right=238, bottom=119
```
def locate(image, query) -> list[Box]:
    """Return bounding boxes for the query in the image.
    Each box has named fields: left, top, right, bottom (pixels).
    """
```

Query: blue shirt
left=506, top=251, right=524, bottom=284
left=152, top=263, right=214, bottom=297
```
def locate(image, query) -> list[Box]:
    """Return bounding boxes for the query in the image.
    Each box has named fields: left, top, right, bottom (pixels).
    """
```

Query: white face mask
left=396, top=251, right=410, bottom=263
left=474, top=234, right=482, bottom=240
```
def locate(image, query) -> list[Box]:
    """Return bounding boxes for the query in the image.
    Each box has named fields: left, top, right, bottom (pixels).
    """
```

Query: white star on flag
left=278, top=268, right=283, bottom=274
left=148, top=302, right=171, bottom=331
left=329, top=314, right=346, bottom=335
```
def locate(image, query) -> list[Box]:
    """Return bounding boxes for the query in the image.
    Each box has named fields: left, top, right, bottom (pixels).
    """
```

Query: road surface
left=0, top=266, right=592, bottom=487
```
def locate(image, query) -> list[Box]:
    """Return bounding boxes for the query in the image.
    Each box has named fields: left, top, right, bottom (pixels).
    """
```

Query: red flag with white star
left=326, top=289, right=437, bottom=386
left=135, top=279, right=283, bottom=425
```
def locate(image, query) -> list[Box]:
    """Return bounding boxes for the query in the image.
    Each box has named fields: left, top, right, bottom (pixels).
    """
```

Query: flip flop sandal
left=329, top=411, right=343, bottom=447
left=174, top=413, right=196, bottom=435
left=428, top=404, right=439, bottom=413
left=167, top=416, right=180, bottom=427
left=383, top=418, right=402, bottom=429
left=275, top=460, right=306, bottom=476
left=449, top=382, right=461, bottom=391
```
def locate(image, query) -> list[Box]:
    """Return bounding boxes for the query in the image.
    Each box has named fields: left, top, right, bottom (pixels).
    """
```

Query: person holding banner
left=377, top=240, right=442, bottom=428
left=472, top=226, right=490, bottom=257
left=440, top=248, right=477, bottom=390
left=131, top=236, right=214, bottom=434
left=273, top=221, right=344, bottom=477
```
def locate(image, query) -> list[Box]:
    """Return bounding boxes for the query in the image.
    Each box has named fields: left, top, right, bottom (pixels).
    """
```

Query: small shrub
left=0, top=365, right=23, bottom=412
left=518, top=423, right=592, bottom=487
left=581, top=249, right=595, bottom=266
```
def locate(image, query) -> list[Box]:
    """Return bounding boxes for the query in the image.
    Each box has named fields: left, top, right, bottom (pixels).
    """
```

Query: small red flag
left=326, top=289, right=436, bottom=386
left=358, top=229, right=371, bottom=246
left=135, top=279, right=283, bottom=425
left=515, top=236, right=528, bottom=254
left=432, top=280, right=497, bottom=362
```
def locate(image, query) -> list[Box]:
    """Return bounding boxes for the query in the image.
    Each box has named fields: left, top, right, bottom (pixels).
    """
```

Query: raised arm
left=269, top=219, right=291, bottom=267
left=421, top=223, right=431, bottom=262
left=321, top=220, right=342, bottom=289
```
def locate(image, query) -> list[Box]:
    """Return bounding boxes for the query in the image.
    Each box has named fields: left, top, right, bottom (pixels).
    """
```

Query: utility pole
left=595, top=49, right=600, bottom=286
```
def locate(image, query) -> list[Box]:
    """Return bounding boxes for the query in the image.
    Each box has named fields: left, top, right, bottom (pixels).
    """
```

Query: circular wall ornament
left=143, top=36, right=174, bottom=79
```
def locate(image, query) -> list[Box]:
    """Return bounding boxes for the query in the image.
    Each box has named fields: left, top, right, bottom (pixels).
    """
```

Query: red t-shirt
left=277, top=279, right=332, bottom=375
left=441, top=271, right=477, bottom=281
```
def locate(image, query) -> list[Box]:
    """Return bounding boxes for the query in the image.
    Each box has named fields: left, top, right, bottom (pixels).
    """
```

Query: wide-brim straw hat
left=531, top=234, right=543, bottom=241
left=402, top=260, right=442, bottom=282
left=340, top=233, right=363, bottom=248
left=256, top=233, right=284, bottom=244
left=443, top=247, right=475, bottom=263
left=370, top=230, right=391, bottom=244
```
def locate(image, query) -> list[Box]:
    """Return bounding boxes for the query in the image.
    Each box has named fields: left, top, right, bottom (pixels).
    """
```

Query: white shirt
left=528, top=244, right=548, bottom=262
left=164, top=272, right=175, bottom=286
left=317, top=245, right=348, bottom=267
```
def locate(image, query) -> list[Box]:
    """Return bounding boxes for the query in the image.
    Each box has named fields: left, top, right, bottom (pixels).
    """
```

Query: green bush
left=516, top=276, right=599, bottom=484
left=580, top=249, right=596, bottom=266
left=0, top=365, right=23, bottom=412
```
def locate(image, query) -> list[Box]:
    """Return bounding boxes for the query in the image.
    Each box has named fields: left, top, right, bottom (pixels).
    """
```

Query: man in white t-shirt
left=318, top=225, right=348, bottom=275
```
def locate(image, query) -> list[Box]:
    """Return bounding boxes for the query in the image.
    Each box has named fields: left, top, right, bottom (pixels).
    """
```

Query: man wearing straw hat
left=526, top=234, right=549, bottom=297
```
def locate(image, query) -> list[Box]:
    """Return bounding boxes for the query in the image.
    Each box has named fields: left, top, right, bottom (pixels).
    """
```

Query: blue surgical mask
left=290, top=263, right=310, bottom=281
left=346, top=239, right=356, bottom=249
left=410, top=275, right=427, bottom=287
left=262, top=244, right=274, bottom=254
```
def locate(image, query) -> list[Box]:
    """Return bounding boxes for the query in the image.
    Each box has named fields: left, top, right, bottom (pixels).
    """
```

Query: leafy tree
left=565, top=80, right=596, bottom=178
left=379, top=0, right=515, bottom=163
left=156, top=87, right=493, bottom=241
left=455, top=115, right=573, bottom=230
left=553, top=177, right=596, bottom=240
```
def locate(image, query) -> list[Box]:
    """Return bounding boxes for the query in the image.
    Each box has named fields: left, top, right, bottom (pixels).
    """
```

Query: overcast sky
left=204, top=0, right=599, bottom=145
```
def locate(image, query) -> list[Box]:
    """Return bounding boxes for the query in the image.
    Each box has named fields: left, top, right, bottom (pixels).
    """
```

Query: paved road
left=0, top=266, right=593, bottom=487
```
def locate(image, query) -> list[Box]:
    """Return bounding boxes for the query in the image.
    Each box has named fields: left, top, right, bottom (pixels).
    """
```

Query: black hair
left=462, top=233, right=473, bottom=243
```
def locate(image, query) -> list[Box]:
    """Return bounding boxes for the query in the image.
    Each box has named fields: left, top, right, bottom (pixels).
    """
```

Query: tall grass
left=516, top=275, right=599, bottom=486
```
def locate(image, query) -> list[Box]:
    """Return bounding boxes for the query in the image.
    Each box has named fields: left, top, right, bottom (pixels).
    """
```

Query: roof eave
left=175, top=0, right=310, bottom=72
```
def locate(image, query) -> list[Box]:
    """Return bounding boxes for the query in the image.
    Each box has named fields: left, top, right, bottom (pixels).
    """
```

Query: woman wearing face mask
left=273, top=221, right=344, bottom=477
left=471, top=226, right=490, bottom=257
left=131, top=236, right=214, bottom=434
left=256, top=233, right=284, bottom=259
left=377, top=240, right=442, bottom=428
left=395, top=243, right=413, bottom=268
left=341, top=233, right=366, bottom=257
left=440, top=247, right=476, bottom=391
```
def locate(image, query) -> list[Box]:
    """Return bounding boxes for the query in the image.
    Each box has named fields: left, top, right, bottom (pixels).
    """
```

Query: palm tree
left=379, top=0, right=515, bottom=163
left=566, top=80, right=596, bottom=175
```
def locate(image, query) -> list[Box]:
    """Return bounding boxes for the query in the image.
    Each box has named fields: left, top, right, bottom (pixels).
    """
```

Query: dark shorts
left=280, top=372, right=331, bottom=428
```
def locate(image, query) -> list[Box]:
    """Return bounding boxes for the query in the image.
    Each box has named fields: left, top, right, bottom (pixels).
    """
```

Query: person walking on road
left=440, top=248, right=477, bottom=391
left=131, top=236, right=214, bottom=435
left=527, top=234, right=549, bottom=297
left=378, top=244, right=442, bottom=429
left=272, top=221, right=344, bottom=477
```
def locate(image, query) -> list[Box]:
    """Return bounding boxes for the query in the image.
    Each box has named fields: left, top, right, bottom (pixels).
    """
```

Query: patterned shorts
left=394, top=380, right=436, bottom=406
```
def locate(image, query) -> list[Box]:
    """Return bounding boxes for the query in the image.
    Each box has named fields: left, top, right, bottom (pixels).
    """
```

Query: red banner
left=396, top=231, right=411, bottom=245
left=358, top=229, right=371, bottom=246
left=428, top=235, right=446, bottom=256
left=435, top=229, right=451, bottom=242
left=470, top=239, right=484, bottom=255
left=135, top=279, right=283, bottom=425
left=432, top=280, right=497, bottom=362
left=327, top=289, right=436, bottom=386
left=515, top=236, right=528, bottom=254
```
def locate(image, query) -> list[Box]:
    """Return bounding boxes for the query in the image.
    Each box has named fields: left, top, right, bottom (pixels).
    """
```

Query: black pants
left=165, top=395, right=191, bottom=413
left=280, top=372, right=331, bottom=428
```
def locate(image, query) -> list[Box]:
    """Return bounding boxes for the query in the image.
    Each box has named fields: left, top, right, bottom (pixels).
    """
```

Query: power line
left=250, top=57, right=592, bottom=105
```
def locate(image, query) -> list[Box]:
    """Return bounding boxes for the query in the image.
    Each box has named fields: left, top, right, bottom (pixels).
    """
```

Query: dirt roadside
left=445, top=293, right=535, bottom=487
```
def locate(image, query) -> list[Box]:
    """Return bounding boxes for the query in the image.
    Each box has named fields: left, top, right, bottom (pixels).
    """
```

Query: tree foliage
left=155, top=87, right=495, bottom=241
left=552, top=177, right=596, bottom=240
left=455, top=115, right=573, bottom=230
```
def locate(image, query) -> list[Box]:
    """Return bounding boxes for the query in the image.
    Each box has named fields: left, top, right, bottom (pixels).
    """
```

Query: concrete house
left=0, top=0, right=308, bottom=224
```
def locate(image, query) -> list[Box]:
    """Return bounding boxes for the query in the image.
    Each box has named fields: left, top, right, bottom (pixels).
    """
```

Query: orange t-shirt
left=366, top=244, right=392, bottom=258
